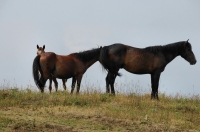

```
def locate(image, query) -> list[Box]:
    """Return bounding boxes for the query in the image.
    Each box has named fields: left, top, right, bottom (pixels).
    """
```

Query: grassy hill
left=0, top=88, right=200, bottom=131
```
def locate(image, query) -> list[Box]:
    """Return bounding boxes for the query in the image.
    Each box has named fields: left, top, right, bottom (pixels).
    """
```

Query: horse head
left=180, top=39, right=196, bottom=65
left=37, top=45, right=45, bottom=55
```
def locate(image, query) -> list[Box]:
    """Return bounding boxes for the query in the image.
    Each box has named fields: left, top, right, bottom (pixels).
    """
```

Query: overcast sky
left=0, top=0, right=200, bottom=96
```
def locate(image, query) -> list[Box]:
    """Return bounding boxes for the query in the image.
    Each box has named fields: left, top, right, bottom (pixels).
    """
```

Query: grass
left=0, top=88, right=200, bottom=131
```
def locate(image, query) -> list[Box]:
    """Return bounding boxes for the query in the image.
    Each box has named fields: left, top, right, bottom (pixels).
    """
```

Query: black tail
left=100, top=46, right=121, bottom=76
left=32, top=55, right=45, bottom=92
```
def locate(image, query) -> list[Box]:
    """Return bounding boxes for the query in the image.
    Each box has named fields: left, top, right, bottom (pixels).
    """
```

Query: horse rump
left=100, top=45, right=121, bottom=76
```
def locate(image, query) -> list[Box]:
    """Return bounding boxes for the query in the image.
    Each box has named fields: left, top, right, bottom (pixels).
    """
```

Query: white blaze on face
left=37, top=48, right=45, bottom=55
left=37, top=50, right=42, bottom=55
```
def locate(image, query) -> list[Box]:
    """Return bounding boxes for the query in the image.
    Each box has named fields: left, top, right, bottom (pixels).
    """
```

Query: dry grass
left=0, top=88, right=200, bottom=132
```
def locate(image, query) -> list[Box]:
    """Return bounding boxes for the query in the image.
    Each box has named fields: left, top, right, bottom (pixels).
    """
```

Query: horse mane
left=74, top=47, right=101, bottom=62
left=145, top=41, right=188, bottom=54
left=145, top=45, right=162, bottom=53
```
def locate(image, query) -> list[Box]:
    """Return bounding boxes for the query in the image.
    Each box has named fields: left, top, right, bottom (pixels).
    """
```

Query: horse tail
left=100, top=46, right=121, bottom=76
left=32, top=55, right=45, bottom=92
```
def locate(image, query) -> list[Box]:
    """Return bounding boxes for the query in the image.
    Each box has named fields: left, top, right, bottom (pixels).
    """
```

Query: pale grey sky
left=0, top=0, right=200, bottom=96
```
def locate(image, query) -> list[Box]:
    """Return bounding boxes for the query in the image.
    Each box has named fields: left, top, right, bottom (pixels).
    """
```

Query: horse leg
left=151, top=72, right=161, bottom=100
left=71, top=77, right=76, bottom=94
left=39, top=73, right=49, bottom=93
left=110, top=73, right=117, bottom=95
left=38, top=77, right=46, bottom=93
left=105, top=72, right=110, bottom=93
left=150, top=74, right=154, bottom=99
left=40, top=78, right=48, bottom=93
left=49, top=76, right=53, bottom=93
left=62, top=79, right=67, bottom=90
left=52, top=76, right=58, bottom=92
left=76, top=74, right=83, bottom=94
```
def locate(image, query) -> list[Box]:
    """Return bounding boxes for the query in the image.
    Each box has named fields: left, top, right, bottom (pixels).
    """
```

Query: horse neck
left=163, top=50, right=180, bottom=64
left=76, top=48, right=101, bottom=69
left=84, top=56, right=99, bottom=69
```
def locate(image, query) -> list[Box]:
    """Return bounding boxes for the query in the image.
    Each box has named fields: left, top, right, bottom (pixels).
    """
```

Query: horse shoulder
left=152, top=53, right=167, bottom=72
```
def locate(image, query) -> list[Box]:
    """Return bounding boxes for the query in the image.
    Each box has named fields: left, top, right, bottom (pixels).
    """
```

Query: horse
left=100, top=40, right=196, bottom=99
left=33, top=47, right=102, bottom=93
left=36, top=45, right=67, bottom=92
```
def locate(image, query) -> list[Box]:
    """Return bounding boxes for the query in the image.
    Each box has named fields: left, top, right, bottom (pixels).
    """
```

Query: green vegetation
left=0, top=88, right=200, bottom=131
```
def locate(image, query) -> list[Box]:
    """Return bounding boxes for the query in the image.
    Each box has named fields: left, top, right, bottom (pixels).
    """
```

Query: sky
left=0, top=0, right=200, bottom=96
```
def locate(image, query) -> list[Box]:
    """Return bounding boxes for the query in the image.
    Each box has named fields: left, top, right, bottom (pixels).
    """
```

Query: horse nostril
left=190, top=60, right=196, bottom=65
left=192, top=60, right=197, bottom=65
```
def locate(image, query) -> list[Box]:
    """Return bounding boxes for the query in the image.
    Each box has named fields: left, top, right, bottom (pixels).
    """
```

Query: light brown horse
left=36, top=45, right=67, bottom=92
left=100, top=40, right=196, bottom=99
left=33, top=47, right=102, bottom=93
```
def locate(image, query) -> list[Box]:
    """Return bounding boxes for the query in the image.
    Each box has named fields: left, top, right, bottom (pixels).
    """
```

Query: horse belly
left=124, top=58, right=165, bottom=74
left=124, top=66, right=151, bottom=74
left=52, top=70, right=74, bottom=79
left=124, top=60, right=153, bottom=74
left=53, top=62, right=75, bottom=79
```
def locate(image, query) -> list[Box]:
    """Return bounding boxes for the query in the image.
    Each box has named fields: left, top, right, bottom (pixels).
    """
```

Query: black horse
left=100, top=40, right=196, bottom=99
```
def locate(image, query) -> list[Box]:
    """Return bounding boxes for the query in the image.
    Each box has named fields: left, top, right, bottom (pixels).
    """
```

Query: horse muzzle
left=190, top=60, right=197, bottom=65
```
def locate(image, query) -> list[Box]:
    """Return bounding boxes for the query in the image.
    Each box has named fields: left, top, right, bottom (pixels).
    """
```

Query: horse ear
left=43, top=45, right=45, bottom=50
left=37, top=45, right=39, bottom=49
left=184, top=39, right=191, bottom=49
left=184, top=39, right=189, bottom=46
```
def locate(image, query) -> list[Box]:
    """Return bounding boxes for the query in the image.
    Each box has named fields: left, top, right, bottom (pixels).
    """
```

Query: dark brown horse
left=33, top=47, right=102, bottom=93
left=36, top=45, right=67, bottom=92
left=100, top=40, right=196, bottom=99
